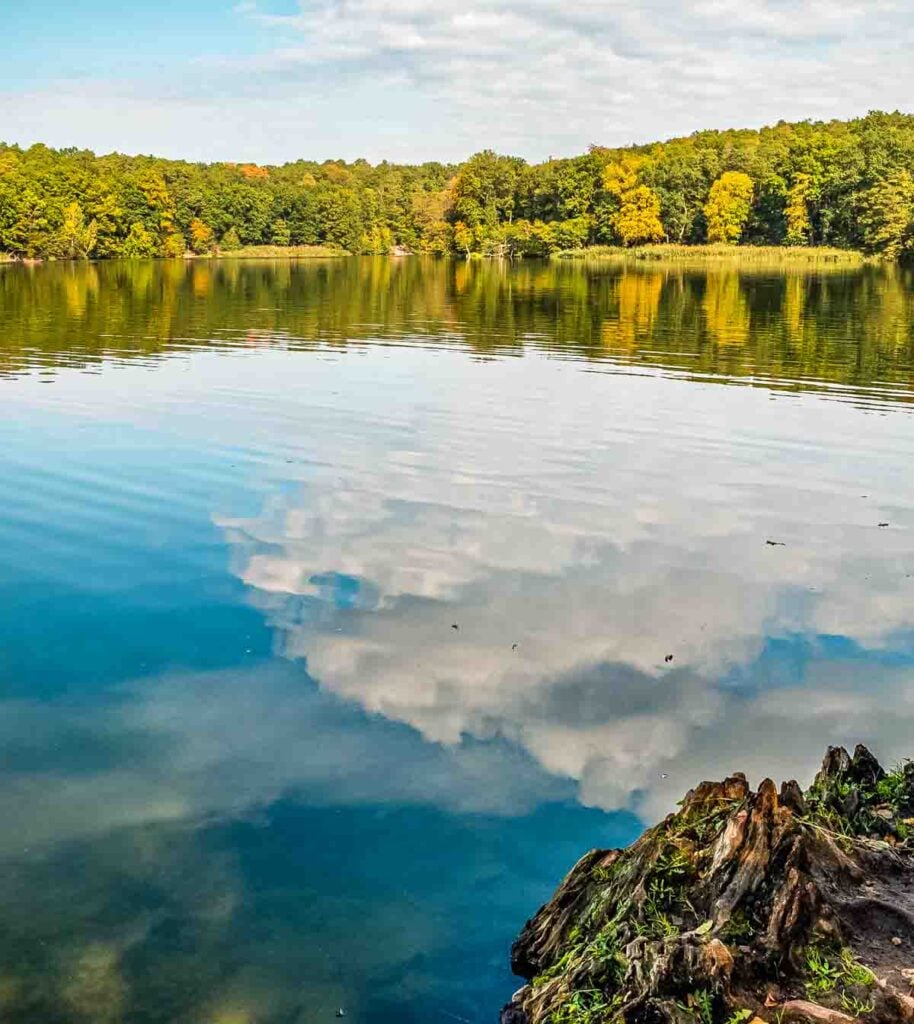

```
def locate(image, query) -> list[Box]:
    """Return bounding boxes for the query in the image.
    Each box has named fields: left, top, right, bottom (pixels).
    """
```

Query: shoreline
left=0, top=244, right=875, bottom=266
left=553, top=243, right=869, bottom=265
left=0, top=245, right=348, bottom=265
left=206, top=244, right=348, bottom=260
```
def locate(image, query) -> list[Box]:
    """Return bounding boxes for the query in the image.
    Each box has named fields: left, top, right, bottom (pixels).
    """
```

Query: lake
left=0, top=256, right=913, bottom=1024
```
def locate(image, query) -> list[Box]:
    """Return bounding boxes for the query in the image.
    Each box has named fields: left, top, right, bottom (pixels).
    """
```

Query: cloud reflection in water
left=219, top=360, right=914, bottom=820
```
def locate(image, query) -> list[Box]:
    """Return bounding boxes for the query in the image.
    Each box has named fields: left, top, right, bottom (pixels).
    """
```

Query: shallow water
left=0, top=256, right=913, bottom=1023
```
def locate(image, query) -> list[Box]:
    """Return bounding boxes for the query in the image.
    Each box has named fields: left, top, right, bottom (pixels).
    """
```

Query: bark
left=503, top=746, right=914, bottom=1024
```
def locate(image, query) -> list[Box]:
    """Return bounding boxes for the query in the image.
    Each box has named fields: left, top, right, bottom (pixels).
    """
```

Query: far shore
left=0, top=245, right=347, bottom=265
left=0, top=243, right=877, bottom=266
left=552, top=242, right=869, bottom=265
left=201, top=244, right=348, bottom=260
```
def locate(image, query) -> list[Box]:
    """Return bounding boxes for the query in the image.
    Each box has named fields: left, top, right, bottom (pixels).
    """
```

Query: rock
left=781, top=1000, right=855, bottom=1024
left=500, top=1003, right=527, bottom=1024
left=506, top=746, right=914, bottom=1024
left=894, top=937, right=905, bottom=946
left=851, top=743, right=887, bottom=787
left=780, top=779, right=808, bottom=816
left=885, top=990, right=914, bottom=1020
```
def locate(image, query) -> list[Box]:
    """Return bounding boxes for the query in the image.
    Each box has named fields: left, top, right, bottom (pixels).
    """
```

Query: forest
left=2, top=110, right=914, bottom=261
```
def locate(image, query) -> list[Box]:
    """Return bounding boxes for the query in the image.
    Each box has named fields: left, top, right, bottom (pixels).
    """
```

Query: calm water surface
left=1, top=257, right=913, bottom=1023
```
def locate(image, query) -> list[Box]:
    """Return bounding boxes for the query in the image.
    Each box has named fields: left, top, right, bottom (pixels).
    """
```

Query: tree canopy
left=2, top=111, right=914, bottom=260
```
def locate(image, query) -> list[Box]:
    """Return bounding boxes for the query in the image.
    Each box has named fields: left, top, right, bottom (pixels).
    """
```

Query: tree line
left=2, top=110, right=914, bottom=261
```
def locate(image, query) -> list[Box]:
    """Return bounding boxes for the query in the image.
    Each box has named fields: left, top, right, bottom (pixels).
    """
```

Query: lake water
left=1, top=257, right=913, bottom=1024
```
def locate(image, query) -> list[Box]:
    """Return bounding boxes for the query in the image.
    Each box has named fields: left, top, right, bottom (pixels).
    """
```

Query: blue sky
left=2, top=0, right=913, bottom=164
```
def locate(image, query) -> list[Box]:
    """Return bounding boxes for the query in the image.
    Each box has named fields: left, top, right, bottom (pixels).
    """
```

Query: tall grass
left=216, top=244, right=347, bottom=259
left=554, top=243, right=866, bottom=265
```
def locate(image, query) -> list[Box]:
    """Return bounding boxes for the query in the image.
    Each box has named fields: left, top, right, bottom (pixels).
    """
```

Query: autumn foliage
left=2, top=111, right=914, bottom=260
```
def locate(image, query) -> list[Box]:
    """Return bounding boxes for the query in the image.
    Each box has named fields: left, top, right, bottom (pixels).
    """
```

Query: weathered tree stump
left=504, top=746, right=914, bottom=1024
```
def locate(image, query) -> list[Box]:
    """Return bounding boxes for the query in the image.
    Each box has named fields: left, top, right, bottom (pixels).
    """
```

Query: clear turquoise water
left=0, top=257, right=913, bottom=1023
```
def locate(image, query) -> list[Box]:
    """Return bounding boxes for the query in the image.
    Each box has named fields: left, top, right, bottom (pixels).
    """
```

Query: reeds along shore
left=553, top=244, right=867, bottom=265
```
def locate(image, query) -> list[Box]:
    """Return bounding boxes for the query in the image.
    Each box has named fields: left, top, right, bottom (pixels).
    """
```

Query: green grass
left=724, top=1010, right=753, bottom=1024
left=553, top=243, right=866, bottom=265
left=216, top=244, right=348, bottom=259
left=677, top=989, right=715, bottom=1024
left=803, top=944, right=876, bottom=1006
left=875, top=761, right=913, bottom=804
left=721, top=908, right=754, bottom=942
left=550, top=989, right=623, bottom=1024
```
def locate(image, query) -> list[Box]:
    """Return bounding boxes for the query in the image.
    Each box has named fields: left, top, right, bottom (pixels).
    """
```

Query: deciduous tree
left=704, top=172, right=754, bottom=243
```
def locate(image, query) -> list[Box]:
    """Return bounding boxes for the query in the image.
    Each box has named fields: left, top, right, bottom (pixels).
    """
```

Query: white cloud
left=2, top=0, right=913, bottom=160
left=5, top=340, right=914, bottom=828
left=0, top=663, right=572, bottom=855
left=210, top=345, right=914, bottom=820
left=219, top=0, right=914, bottom=155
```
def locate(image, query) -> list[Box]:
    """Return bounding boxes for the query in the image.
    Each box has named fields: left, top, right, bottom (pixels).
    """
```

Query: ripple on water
left=0, top=258, right=912, bottom=1024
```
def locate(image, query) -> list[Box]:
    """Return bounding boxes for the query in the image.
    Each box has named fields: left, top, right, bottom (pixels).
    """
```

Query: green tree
left=858, top=171, right=914, bottom=260
left=121, top=221, right=158, bottom=258
left=270, top=218, right=291, bottom=247
left=220, top=227, right=242, bottom=251
left=3, top=113, right=914, bottom=261
left=319, top=189, right=365, bottom=252
left=451, top=151, right=524, bottom=228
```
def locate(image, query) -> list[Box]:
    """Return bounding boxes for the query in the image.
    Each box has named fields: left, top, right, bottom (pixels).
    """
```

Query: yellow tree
left=603, top=157, right=665, bottom=246
left=162, top=232, right=187, bottom=258
left=453, top=220, right=475, bottom=258
left=613, top=186, right=665, bottom=246
left=603, top=157, right=642, bottom=200
left=704, top=172, right=754, bottom=243
left=189, top=218, right=215, bottom=254
left=784, top=173, right=813, bottom=245
left=137, top=171, right=176, bottom=239
left=58, top=201, right=98, bottom=259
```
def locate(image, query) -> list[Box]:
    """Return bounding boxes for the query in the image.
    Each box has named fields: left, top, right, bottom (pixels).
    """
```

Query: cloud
left=213, top=345, right=914, bottom=820
left=224, top=470, right=914, bottom=819
left=220, top=0, right=914, bottom=155
left=5, top=324, right=914, bottom=829
left=0, top=662, right=573, bottom=855
left=2, top=0, right=914, bottom=160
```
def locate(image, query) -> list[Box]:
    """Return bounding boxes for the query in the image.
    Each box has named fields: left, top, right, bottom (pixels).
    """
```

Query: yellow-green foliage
left=785, top=173, right=814, bottom=245
left=216, top=244, right=346, bottom=259
left=857, top=170, right=914, bottom=260
left=704, top=172, right=754, bottom=244
left=189, top=218, right=215, bottom=254
left=58, top=202, right=98, bottom=259
left=613, top=186, right=665, bottom=246
left=3, top=112, right=914, bottom=259
left=553, top=244, right=864, bottom=265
